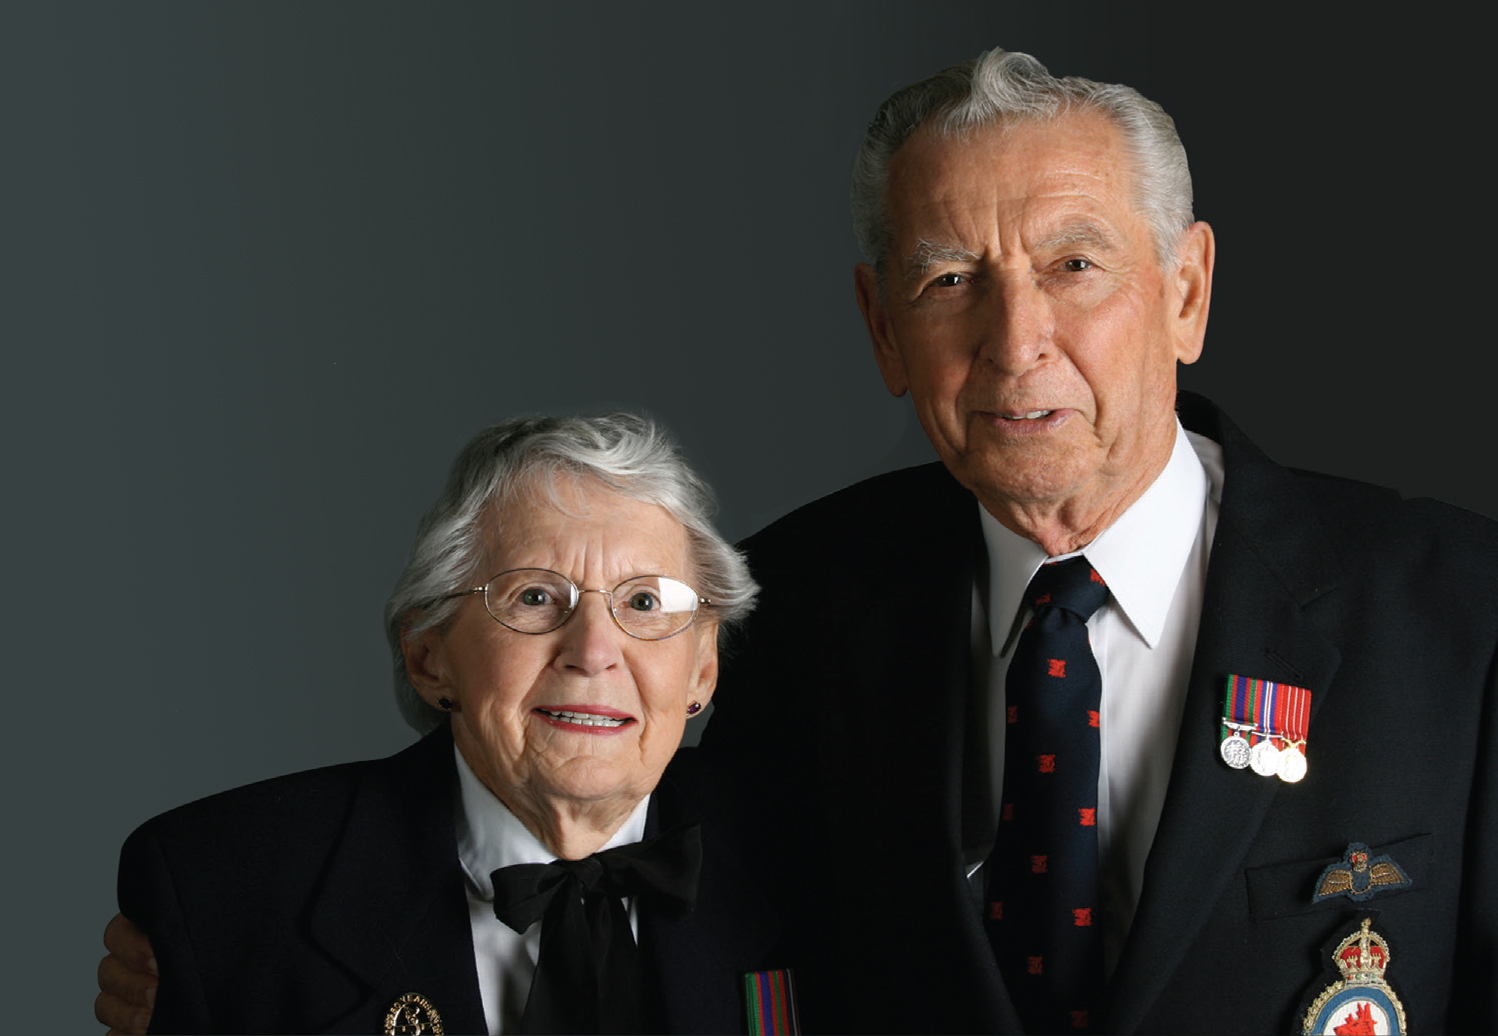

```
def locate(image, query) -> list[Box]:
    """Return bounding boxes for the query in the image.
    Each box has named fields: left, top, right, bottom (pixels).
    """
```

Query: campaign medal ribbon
left=1220, top=675, right=1312, bottom=783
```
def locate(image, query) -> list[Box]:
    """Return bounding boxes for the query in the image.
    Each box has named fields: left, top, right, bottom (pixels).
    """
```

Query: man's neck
left=978, top=449, right=1175, bottom=557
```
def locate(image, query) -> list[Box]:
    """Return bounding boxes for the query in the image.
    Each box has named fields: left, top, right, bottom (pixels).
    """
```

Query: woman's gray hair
left=851, top=47, right=1194, bottom=284
left=384, top=413, right=758, bottom=734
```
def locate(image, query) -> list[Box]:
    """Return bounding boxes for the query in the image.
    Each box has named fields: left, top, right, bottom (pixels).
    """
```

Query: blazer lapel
left=309, top=727, right=488, bottom=1035
left=1108, top=396, right=1344, bottom=1031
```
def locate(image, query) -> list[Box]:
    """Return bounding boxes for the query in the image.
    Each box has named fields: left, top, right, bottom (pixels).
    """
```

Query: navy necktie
left=491, top=824, right=702, bottom=1034
left=985, top=556, right=1109, bottom=1033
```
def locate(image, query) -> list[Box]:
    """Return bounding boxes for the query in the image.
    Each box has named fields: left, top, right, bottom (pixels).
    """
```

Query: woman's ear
left=402, top=622, right=454, bottom=709
left=689, top=620, right=720, bottom=707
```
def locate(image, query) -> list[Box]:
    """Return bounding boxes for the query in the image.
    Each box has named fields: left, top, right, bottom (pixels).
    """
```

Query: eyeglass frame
left=428, top=567, right=715, bottom=641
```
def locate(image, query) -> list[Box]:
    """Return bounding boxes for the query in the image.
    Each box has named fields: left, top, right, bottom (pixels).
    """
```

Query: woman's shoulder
left=123, top=727, right=453, bottom=864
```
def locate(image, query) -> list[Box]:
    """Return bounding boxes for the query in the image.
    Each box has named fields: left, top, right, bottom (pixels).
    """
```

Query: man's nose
left=977, top=274, right=1055, bottom=375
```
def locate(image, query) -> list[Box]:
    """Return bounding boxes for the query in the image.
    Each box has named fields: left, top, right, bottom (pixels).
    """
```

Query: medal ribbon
left=1224, top=675, right=1311, bottom=746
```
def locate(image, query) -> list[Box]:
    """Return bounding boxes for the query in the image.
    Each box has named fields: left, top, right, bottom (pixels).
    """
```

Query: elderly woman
left=108, top=414, right=792, bottom=1035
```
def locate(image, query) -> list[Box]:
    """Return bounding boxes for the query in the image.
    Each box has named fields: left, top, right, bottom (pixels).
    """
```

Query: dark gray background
left=3, top=4, right=1488, bottom=1026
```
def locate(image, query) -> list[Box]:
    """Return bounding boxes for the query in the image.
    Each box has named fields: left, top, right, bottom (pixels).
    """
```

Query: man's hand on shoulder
left=95, top=914, right=156, bottom=1035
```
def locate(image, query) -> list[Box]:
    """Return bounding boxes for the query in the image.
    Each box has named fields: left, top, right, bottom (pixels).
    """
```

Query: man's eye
left=1063, top=258, right=1094, bottom=273
left=931, top=272, right=966, bottom=288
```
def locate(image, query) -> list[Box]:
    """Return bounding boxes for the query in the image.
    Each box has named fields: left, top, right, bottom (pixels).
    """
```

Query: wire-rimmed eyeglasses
left=433, top=568, right=712, bottom=641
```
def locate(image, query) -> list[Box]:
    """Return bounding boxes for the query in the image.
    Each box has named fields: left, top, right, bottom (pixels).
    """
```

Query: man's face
left=856, top=113, right=1213, bottom=540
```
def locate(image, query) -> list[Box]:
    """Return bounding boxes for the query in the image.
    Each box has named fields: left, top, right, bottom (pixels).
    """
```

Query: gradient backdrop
left=3, top=4, right=1488, bottom=1025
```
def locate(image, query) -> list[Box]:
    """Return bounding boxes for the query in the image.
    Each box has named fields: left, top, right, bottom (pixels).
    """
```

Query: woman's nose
left=554, top=590, right=625, bottom=674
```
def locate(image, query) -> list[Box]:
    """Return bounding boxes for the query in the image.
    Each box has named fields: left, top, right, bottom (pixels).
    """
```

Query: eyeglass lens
left=482, top=569, right=700, bottom=639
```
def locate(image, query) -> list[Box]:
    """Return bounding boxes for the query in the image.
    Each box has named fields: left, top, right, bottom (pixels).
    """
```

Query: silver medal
left=1220, top=733, right=1250, bottom=769
left=1249, top=738, right=1281, bottom=777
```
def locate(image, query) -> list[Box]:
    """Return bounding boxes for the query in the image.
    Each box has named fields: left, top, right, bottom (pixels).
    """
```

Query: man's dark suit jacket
left=703, top=392, right=1498, bottom=1033
left=118, top=726, right=785, bottom=1034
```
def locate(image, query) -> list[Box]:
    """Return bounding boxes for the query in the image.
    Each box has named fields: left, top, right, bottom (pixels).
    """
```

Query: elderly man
left=701, top=49, right=1497, bottom=1034
left=98, top=48, right=1495, bottom=1035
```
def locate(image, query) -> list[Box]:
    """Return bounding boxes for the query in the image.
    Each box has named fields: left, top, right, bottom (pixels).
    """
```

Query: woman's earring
left=438, top=697, right=456, bottom=712
left=686, top=701, right=703, bottom=716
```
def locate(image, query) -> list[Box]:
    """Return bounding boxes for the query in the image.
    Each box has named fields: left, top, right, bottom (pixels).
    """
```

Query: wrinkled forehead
left=886, top=113, right=1141, bottom=241
left=477, top=472, right=692, bottom=578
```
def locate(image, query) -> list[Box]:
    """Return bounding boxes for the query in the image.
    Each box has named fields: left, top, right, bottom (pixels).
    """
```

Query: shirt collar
left=982, top=420, right=1210, bottom=652
left=453, top=744, right=651, bottom=901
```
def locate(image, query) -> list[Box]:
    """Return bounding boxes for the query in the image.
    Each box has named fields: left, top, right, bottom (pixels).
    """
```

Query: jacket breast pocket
left=1244, top=833, right=1431, bottom=923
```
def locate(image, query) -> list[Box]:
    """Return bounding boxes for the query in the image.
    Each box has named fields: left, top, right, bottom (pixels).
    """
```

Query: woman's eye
left=518, top=588, right=553, bottom=606
left=626, top=592, right=660, bottom=612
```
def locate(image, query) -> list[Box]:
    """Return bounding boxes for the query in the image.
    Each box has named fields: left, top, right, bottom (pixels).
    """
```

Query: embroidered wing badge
left=1313, top=843, right=1412, bottom=904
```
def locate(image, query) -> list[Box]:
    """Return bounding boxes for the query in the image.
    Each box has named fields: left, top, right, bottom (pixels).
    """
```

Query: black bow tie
left=490, top=824, right=702, bottom=1034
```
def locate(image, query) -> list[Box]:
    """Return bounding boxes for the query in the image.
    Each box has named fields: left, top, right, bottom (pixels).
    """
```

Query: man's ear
left=855, top=263, right=910, bottom=397
left=402, top=622, right=454, bottom=710
left=1170, top=221, right=1215, bottom=365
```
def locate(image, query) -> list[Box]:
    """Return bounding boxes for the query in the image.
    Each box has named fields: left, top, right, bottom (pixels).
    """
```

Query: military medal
left=1221, top=675, right=1312, bottom=782
left=1219, top=720, right=1252, bottom=768
left=1302, top=918, right=1407, bottom=1034
left=1249, top=736, right=1281, bottom=776
left=1278, top=740, right=1308, bottom=783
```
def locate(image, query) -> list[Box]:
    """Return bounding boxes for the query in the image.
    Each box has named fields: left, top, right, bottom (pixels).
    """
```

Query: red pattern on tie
left=1038, top=754, right=1057, bottom=773
left=1078, top=808, right=1096, bottom=827
left=1073, top=908, right=1092, bottom=927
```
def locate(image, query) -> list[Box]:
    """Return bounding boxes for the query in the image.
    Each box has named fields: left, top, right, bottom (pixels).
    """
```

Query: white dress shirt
left=976, top=420, right=1224, bottom=973
left=453, top=746, right=650, bottom=1036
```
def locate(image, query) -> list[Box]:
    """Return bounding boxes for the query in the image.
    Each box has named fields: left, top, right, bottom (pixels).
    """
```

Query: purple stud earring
left=686, top=701, right=702, bottom=716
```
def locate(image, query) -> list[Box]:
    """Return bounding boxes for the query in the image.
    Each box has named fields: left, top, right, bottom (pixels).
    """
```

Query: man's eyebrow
left=903, top=239, right=981, bottom=279
left=1033, top=220, right=1121, bottom=254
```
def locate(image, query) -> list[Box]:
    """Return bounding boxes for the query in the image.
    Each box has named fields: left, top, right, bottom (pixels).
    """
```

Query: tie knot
left=1026, top=556, right=1108, bottom=621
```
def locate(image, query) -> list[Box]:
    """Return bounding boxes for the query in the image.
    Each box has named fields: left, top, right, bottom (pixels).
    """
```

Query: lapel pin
left=384, top=992, right=444, bottom=1035
left=1221, top=675, right=1312, bottom=783
left=1313, top=842, right=1412, bottom=904
left=1302, top=917, right=1407, bottom=1034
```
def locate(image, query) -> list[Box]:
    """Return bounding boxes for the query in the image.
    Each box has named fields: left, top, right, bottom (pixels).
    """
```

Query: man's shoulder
left=740, top=461, right=971, bottom=554
left=1287, top=465, right=1498, bottom=579
left=1186, top=390, right=1498, bottom=573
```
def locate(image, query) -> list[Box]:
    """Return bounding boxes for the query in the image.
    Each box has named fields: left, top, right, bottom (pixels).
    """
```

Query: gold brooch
left=384, top=992, right=444, bottom=1035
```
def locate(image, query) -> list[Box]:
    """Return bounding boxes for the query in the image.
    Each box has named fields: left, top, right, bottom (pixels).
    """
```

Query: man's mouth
left=999, top=410, right=1055, bottom=421
left=535, top=708, right=630, bottom=729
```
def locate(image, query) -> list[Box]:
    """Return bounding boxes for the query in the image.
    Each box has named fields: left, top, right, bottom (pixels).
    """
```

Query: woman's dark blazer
left=118, top=726, right=786, bottom=1034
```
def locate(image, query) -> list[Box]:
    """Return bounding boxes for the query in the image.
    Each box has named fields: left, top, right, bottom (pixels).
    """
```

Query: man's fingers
left=94, top=989, right=150, bottom=1035
left=97, top=951, right=157, bottom=1006
left=102, top=914, right=157, bottom=976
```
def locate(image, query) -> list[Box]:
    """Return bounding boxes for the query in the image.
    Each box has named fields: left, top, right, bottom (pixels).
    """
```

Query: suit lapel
left=1108, top=396, right=1344, bottom=1031
left=309, top=727, right=488, bottom=1035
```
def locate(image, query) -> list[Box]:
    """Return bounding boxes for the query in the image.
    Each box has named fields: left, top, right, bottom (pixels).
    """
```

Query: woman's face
left=407, top=478, right=718, bottom=820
